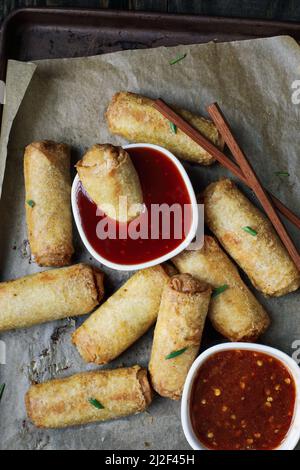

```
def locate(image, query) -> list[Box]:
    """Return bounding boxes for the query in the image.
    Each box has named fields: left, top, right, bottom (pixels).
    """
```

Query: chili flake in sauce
left=190, top=350, right=296, bottom=450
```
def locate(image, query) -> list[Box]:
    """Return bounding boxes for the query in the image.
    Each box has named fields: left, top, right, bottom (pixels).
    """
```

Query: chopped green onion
left=88, top=398, right=104, bottom=409
left=26, top=200, right=36, bottom=208
left=165, top=347, right=188, bottom=360
left=0, top=383, right=5, bottom=403
left=242, top=226, right=258, bottom=236
left=169, top=121, right=177, bottom=134
left=274, top=171, right=290, bottom=177
left=169, top=53, right=187, bottom=65
left=212, top=284, right=229, bottom=298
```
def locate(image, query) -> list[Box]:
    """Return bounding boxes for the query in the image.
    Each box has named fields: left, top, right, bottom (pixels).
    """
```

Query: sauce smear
left=190, top=350, right=296, bottom=450
left=76, top=146, right=192, bottom=265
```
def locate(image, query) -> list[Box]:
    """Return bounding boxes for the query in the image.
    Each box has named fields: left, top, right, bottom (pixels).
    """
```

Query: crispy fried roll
left=203, top=179, right=300, bottom=296
left=72, top=265, right=169, bottom=365
left=106, top=92, right=223, bottom=165
left=0, top=264, right=104, bottom=331
left=149, top=274, right=212, bottom=400
left=76, top=144, right=143, bottom=222
left=173, top=236, right=270, bottom=342
left=24, top=140, right=74, bottom=267
left=25, top=365, right=152, bottom=428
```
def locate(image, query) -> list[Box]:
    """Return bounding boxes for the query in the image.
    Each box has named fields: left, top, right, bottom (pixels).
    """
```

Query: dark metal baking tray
left=1, top=7, right=300, bottom=125
left=1, top=7, right=300, bottom=450
left=2, top=7, right=300, bottom=70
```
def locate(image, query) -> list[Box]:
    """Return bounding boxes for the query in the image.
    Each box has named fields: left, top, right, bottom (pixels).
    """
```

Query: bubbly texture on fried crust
left=173, top=236, right=270, bottom=342
left=25, top=366, right=152, bottom=428
left=0, top=264, right=104, bottom=331
left=76, top=143, right=143, bottom=222
left=72, top=265, right=170, bottom=365
left=106, top=91, right=223, bottom=165
left=203, top=178, right=300, bottom=297
left=149, top=273, right=212, bottom=400
left=24, top=140, right=74, bottom=267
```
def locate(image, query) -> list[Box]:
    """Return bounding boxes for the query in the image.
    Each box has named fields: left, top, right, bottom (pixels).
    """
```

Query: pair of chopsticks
left=153, top=99, right=300, bottom=272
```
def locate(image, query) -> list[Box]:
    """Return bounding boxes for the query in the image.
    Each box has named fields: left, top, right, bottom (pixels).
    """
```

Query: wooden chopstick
left=207, top=102, right=300, bottom=271
left=153, top=99, right=300, bottom=231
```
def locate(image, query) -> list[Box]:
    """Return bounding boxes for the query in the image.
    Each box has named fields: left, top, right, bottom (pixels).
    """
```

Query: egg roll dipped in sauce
left=203, top=179, right=300, bottom=297
left=106, top=92, right=223, bottom=165
left=72, top=265, right=170, bottom=365
left=25, top=365, right=152, bottom=428
left=149, top=274, right=212, bottom=400
left=76, top=144, right=143, bottom=222
left=24, top=141, right=74, bottom=267
left=0, top=264, right=104, bottom=331
left=173, top=236, right=270, bottom=342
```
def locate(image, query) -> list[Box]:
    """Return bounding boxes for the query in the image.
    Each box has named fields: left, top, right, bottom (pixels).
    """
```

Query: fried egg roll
left=72, top=265, right=169, bottom=365
left=173, top=236, right=270, bottom=342
left=149, top=274, right=212, bottom=400
left=25, top=365, right=152, bottom=428
left=204, top=179, right=300, bottom=297
left=0, top=264, right=104, bottom=331
left=24, top=141, right=74, bottom=267
left=106, top=92, right=223, bottom=165
left=76, top=144, right=143, bottom=222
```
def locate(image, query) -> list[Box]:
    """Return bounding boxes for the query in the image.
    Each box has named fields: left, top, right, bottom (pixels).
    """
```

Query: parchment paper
left=0, top=61, right=36, bottom=200
left=0, top=36, right=300, bottom=450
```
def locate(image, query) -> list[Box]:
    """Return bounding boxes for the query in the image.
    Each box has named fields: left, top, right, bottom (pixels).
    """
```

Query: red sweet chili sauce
left=190, top=350, right=296, bottom=450
left=76, top=146, right=192, bottom=265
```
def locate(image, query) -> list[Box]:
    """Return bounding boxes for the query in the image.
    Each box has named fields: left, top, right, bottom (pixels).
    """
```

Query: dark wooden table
left=2, top=1, right=300, bottom=25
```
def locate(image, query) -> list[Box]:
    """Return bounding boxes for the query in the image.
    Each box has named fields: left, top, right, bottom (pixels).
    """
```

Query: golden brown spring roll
left=106, top=92, right=223, bottom=165
left=149, top=274, right=212, bottom=400
left=203, top=179, right=300, bottom=297
left=173, top=236, right=270, bottom=342
left=72, top=265, right=169, bottom=365
left=25, top=365, right=152, bottom=428
left=0, top=264, right=104, bottom=331
left=76, top=144, right=143, bottom=222
left=24, top=141, right=74, bottom=267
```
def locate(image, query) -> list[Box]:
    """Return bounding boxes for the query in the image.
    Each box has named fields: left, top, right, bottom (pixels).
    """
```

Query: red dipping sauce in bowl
left=190, top=350, right=296, bottom=450
left=72, top=144, right=198, bottom=270
left=181, top=343, right=300, bottom=451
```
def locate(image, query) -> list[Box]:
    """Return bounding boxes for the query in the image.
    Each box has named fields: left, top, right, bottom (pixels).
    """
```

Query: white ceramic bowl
left=71, top=143, right=198, bottom=271
left=181, top=342, right=300, bottom=451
